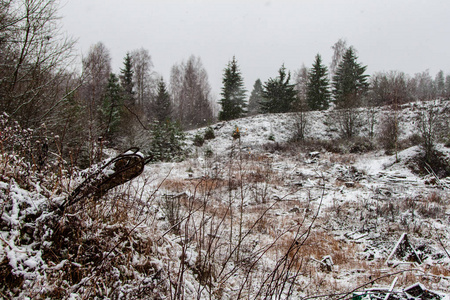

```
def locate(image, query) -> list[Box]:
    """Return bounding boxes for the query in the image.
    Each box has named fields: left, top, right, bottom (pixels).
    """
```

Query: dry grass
left=299, top=232, right=358, bottom=266
left=159, top=178, right=190, bottom=192
left=328, top=153, right=357, bottom=164
left=428, top=264, right=450, bottom=277
left=3, top=115, right=450, bottom=298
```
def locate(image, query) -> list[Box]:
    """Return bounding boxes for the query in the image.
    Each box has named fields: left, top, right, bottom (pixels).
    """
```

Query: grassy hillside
left=1, top=100, right=450, bottom=299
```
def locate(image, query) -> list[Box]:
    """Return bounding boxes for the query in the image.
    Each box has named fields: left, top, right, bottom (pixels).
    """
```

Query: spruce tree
left=332, top=48, right=369, bottom=108
left=260, top=64, right=297, bottom=113
left=218, top=56, right=247, bottom=121
left=120, top=52, right=134, bottom=105
left=248, top=79, right=263, bottom=115
left=153, top=78, right=172, bottom=123
left=148, top=121, right=185, bottom=162
left=101, top=73, right=123, bottom=140
left=307, top=54, right=331, bottom=110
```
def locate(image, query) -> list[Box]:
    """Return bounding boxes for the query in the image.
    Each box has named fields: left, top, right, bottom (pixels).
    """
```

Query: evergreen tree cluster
left=1, top=0, right=449, bottom=169
left=119, top=52, right=134, bottom=104
left=101, top=73, right=123, bottom=140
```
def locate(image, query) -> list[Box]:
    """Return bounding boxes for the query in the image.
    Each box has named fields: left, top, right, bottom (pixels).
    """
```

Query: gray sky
left=59, top=0, right=450, bottom=99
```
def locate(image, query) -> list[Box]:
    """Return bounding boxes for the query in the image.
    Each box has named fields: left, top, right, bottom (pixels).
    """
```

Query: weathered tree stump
left=60, top=148, right=152, bottom=210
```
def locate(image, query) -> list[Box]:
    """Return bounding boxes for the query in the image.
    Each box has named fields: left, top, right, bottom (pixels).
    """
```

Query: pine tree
left=120, top=52, right=134, bottom=105
left=218, top=56, right=247, bottom=121
left=332, top=48, right=369, bottom=108
left=247, top=79, right=263, bottom=115
left=307, top=54, right=331, bottom=110
left=101, top=73, right=123, bottom=140
left=260, top=64, right=297, bottom=113
left=153, top=78, right=172, bottom=123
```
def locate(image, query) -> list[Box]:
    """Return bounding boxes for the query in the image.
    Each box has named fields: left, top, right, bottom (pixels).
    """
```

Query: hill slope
left=1, top=100, right=450, bottom=299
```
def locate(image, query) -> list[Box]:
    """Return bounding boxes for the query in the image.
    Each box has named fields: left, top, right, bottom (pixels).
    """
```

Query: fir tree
left=148, top=121, right=185, bottom=162
left=307, top=54, right=331, bottom=110
left=247, top=79, right=263, bottom=115
left=332, top=48, right=369, bottom=108
left=101, top=73, right=123, bottom=140
left=119, top=52, right=134, bottom=105
left=218, top=56, right=247, bottom=121
left=153, top=78, right=172, bottom=123
left=260, top=64, right=297, bottom=113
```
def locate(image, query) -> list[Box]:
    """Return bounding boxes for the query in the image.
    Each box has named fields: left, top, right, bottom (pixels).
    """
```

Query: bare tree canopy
left=329, top=38, right=348, bottom=80
left=0, top=0, right=76, bottom=127
left=170, top=55, right=213, bottom=129
left=130, top=48, right=155, bottom=107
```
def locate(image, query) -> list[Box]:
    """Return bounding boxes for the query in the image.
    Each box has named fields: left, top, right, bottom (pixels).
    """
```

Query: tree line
left=225, top=39, right=450, bottom=120
left=1, top=0, right=449, bottom=166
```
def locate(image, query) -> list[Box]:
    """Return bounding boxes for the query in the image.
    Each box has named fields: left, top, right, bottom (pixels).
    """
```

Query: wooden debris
left=383, top=277, right=398, bottom=300
left=386, top=233, right=422, bottom=267
left=345, top=231, right=369, bottom=241
left=310, top=255, right=333, bottom=272
left=352, top=281, right=444, bottom=300
left=404, top=282, right=444, bottom=300
left=345, top=181, right=355, bottom=188
left=308, top=151, right=320, bottom=158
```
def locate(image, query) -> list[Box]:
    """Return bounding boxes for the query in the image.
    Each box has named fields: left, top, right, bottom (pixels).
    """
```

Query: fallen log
left=59, top=147, right=152, bottom=210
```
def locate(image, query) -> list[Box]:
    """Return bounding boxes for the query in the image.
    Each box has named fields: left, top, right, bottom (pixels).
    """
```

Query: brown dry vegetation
left=2, top=121, right=450, bottom=299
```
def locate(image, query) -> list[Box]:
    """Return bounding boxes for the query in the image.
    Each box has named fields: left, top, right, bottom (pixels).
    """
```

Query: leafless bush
left=378, top=110, right=402, bottom=154
left=416, top=101, right=449, bottom=163
left=327, top=107, right=363, bottom=139
left=292, top=111, right=309, bottom=142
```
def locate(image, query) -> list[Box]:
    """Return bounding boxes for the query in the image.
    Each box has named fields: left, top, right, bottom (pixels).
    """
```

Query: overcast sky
left=59, top=0, right=450, bottom=99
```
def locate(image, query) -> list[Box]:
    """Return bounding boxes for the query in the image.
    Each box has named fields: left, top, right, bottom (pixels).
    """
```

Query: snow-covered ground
left=1, top=100, right=450, bottom=299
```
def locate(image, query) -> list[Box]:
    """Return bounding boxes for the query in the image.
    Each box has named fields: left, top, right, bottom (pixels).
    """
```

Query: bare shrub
left=416, top=101, right=449, bottom=164
left=378, top=111, right=401, bottom=154
left=327, top=107, right=363, bottom=139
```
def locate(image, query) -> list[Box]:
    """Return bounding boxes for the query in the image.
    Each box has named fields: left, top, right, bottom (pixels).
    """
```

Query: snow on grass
left=1, top=100, right=450, bottom=298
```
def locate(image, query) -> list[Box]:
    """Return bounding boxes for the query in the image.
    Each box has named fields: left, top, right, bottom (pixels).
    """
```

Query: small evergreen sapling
left=193, top=132, right=205, bottom=147
left=204, top=126, right=215, bottom=140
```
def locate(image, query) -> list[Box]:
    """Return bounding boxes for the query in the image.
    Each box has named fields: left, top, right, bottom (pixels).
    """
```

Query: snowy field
left=1, top=100, right=450, bottom=299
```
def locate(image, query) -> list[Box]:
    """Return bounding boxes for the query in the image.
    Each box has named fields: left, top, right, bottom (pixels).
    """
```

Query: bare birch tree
left=80, top=42, right=111, bottom=163
left=130, top=48, right=155, bottom=108
left=0, top=0, right=76, bottom=127
left=170, top=55, right=214, bottom=129
left=329, top=38, right=348, bottom=80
